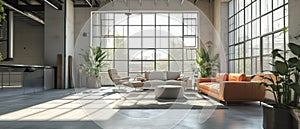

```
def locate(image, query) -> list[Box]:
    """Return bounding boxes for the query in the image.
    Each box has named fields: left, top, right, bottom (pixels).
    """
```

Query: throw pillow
left=216, top=73, right=229, bottom=82
left=228, top=73, right=246, bottom=81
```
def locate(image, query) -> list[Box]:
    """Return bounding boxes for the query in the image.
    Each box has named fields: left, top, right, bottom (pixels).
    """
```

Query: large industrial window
left=91, top=12, right=198, bottom=77
left=228, top=0, right=288, bottom=74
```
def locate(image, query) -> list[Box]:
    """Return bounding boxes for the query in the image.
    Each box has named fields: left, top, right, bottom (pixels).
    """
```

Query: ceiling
left=1, top=0, right=103, bottom=25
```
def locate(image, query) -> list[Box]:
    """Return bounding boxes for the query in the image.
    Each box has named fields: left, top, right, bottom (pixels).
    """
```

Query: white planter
left=86, top=76, right=101, bottom=88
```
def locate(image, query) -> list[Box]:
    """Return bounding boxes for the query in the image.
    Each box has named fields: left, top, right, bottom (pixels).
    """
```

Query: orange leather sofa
left=198, top=73, right=265, bottom=103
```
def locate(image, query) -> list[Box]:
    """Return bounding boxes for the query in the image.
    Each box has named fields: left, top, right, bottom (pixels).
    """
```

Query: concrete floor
left=0, top=87, right=263, bottom=129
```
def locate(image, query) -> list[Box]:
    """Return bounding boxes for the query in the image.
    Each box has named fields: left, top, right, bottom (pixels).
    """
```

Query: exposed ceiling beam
left=0, top=0, right=44, bottom=24
left=19, top=0, right=32, bottom=5
left=194, top=0, right=198, bottom=4
left=181, top=0, right=184, bottom=5
left=84, top=0, right=92, bottom=7
left=18, top=5, right=44, bottom=11
left=167, top=0, right=169, bottom=6
left=155, top=0, right=157, bottom=5
left=139, top=0, right=142, bottom=6
left=44, top=0, right=62, bottom=10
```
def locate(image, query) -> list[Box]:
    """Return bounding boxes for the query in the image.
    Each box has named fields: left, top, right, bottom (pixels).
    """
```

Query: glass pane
left=115, top=13, right=127, bottom=25
left=128, top=38, right=141, bottom=48
left=129, top=26, right=141, bottom=36
left=142, top=49, right=154, bottom=60
left=156, top=13, right=168, bottom=25
left=252, top=19, right=260, bottom=38
left=252, top=38, right=260, bottom=56
left=129, top=61, right=141, bottom=72
left=92, top=13, right=101, bottom=25
left=239, top=59, right=244, bottom=73
left=229, top=17, right=234, bottom=31
left=101, top=38, right=114, bottom=48
left=262, top=56, right=272, bottom=71
left=239, top=44, right=244, bottom=58
left=229, top=1, right=234, bottom=17
left=170, top=49, right=183, bottom=60
left=156, top=49, right=169, bottom=60
left=274, top=32, right=284, bottom=50
left=129, top=14, right=141, bottom=25
left=156, top=26, right=169, bottom=37
left=245, top=6, right=251, bottom=23
left=170, top=26, right=182, bottom=36
left=229, top=46, right=235, bottom=59
left=245, top=23, right=251, bottom=40
left=245, top=41, right=251, bottom=57
left=143, top=26, right=155, bottom=36
left=129, top=50, right=141, bottom=60
left=229, top=32, right=234, bottom=46
left=235, top=45, right=239, bottom=58
left=115, top=38, right=127, bottom=48
left=252, top=0, right=260, bottom=20
left=252, top=57, right=261, bottom=74
left=273, top=0, right=284, bottom=9
left=229, top=61, right=234, bottom=73
left=261, top=13, right=272, bottom=35
left=104, top=49, right=114, bottom=60
left=156, top=38, right=169, bottom=48
left=115, top=61, right=128, bottom=72
left=143, top=61, right=154, bottom=71
left=262, top=35, right=273, bottom=55
left=273, top=7, right=284, bottom=31
left=170, top=13, right=182, bottom=25
left=92, top=38, right=101, bottom=46
left=143, top=38, right=155, bottom=48
left=115, top=26, right=127, bottom=37
left=261, top=0, right=272, bottom=15
left=143, top=14, right=155, bottom=25
left=238, top=11, right=244, bottom=27
left=115, top=49, right=127, bottom=60
left=285, top=5, right=288, bottom=27
left=184, top=61, right=193, bottom=72
left=92, top=26, right=101, bottom=37
left=170, top=61, right=182, bottom=72
left=184, top=25, right=196, bottom=35
left=183, top=36, right=196, bottom=47
left=156, top=61, right=168, bottom=71
left=170, top=38, right=182, bottom=48
left=238, top=26, right=244, bottom=42
left=245, top=58, right=251, bottom=74
left=245, top=0, right=251, bottom=6
left=235, top=60, right=239, bottom=73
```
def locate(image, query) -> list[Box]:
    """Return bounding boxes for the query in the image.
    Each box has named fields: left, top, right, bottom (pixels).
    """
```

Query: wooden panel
left=68, top=56, right=73, bottom=88
left=57, top=54, right=62, bottom=89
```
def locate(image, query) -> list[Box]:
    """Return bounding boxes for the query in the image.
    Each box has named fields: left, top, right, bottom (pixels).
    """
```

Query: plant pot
left=263, top=105, right=293, bottom=129
left=86, top=76, right=101, bottom=88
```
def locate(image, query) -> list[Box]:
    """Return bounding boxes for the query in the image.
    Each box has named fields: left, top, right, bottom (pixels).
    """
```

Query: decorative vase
left=86, top=76, right=101, bottom=88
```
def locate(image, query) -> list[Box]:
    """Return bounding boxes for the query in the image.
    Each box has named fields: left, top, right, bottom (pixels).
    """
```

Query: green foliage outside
left=80, top=46, right=107, bottom=77
left=0, top=52, right=2, bottom=61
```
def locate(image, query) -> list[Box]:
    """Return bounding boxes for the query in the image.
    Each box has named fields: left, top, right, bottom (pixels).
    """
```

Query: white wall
left=44, top=4, right=64, bottom=66
left=13, top=20, right=44, bottom=65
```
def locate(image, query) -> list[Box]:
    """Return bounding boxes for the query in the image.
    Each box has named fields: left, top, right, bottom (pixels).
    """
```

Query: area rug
left=110, top=89, right=228, bottom=109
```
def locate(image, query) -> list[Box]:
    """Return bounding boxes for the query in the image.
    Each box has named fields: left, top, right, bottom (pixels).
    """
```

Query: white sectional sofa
left=142, top=71, right=188, bottom=88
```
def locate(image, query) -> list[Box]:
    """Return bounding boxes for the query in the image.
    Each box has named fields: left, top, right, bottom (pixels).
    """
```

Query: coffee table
left=124, top=81, right=144, bottom=91
left=154, top=85, right=184, bottom=99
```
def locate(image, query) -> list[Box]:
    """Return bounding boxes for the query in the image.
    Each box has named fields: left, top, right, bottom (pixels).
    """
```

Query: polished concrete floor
left=0, top=87, right=263, bottom=129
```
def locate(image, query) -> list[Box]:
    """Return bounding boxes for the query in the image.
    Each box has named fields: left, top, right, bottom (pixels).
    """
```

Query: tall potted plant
left=0, top=52, right=3, bottom=61
left=254, top=42, right=300, bottom=129
left=80, top=46, right=107, bottom=88
left=195, top=47, right=219, bottom=78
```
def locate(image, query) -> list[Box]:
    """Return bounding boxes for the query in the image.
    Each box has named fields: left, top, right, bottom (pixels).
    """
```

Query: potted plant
left=195, top=47, right=219, bottom=78
left=254, top=42, right=300, bottom=129
left=80, top=46, right=107, bottom=88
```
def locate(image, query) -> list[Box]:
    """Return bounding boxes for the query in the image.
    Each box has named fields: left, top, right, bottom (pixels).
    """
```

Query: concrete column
left=289, top=0, right=300, bottom=45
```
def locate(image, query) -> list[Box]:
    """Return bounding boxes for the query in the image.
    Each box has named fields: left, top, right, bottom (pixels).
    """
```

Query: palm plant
left=195, top=47, right=219, bottom=78
left=80, top=46, right=107, bottom=77
left=0, top=1, right=6, bottom=23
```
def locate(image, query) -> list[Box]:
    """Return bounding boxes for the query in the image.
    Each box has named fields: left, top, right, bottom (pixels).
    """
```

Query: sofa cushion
left=167, top=72, right=181, bottom=80
left=228, top=73, right=246, bottom=81
left=216, top=73, right=229, bottom=82
left=148, top=71, right=167, bottom=80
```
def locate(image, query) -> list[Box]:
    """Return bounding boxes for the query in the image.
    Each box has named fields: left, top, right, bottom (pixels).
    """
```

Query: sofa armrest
left=198, top=78, right=216, bottom=83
